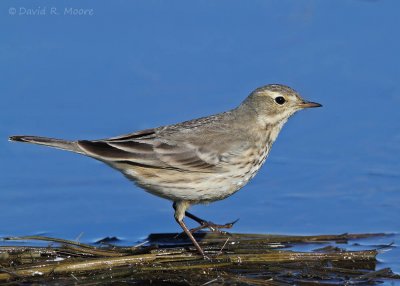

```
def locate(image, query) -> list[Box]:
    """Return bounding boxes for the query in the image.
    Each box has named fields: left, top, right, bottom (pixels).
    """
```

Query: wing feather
left=78, top=141, right=159, bottom=162
left=77, top=122, right=249, bottom=174
left=105, top=129, right=156, bottom=141
left=78, top=138, right=221, bottom=173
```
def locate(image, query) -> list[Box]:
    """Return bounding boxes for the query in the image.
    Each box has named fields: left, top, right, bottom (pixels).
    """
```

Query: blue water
left=1, top=0, right=399, bottom=275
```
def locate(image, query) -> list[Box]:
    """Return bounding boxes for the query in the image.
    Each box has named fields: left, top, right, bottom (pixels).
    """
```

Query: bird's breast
left=224, top=133, right=274, bottom=193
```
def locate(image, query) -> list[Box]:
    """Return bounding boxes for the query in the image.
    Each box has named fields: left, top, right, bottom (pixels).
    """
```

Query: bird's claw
left=174, top=219, right=239, bottom=238
left=190, top=218, right=239, bottom=234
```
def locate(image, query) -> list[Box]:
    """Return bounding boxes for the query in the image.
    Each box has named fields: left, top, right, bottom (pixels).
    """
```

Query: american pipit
left=9, top=84, right=321, bottom=257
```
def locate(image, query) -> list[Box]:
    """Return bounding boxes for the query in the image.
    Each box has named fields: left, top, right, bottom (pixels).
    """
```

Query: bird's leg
left=185, top=210, right=239, bottom=234
left=173, top=201, right=207, bottom=258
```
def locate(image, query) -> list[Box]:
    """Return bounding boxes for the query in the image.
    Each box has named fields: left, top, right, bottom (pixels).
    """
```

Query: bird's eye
left=275, top=96, right=286, bottom=105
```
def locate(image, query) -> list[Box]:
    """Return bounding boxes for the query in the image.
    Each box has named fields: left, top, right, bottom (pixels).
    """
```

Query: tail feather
left=9, top=135, right=84, bottom=154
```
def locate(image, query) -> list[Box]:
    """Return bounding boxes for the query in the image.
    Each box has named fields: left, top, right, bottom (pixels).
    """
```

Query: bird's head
left=242, top=84, right=321, bottom=125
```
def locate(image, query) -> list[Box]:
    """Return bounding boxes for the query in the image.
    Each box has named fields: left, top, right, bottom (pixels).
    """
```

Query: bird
left=9, top=84, right=321, bottom=257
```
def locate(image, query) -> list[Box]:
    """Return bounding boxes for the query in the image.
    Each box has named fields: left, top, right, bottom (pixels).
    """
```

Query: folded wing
left=77, top=129, right=222, bottom=173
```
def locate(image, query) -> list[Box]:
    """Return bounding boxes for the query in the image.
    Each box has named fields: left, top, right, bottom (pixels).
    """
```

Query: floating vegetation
left=0, top=233, right=398, bottom=285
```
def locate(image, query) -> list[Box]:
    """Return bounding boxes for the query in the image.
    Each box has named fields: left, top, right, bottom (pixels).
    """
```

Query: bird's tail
left=9, top=135, right=84, bottom=154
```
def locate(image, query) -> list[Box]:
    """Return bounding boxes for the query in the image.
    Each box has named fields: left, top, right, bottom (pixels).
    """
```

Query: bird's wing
left=77, top=128, right=232, bottom=173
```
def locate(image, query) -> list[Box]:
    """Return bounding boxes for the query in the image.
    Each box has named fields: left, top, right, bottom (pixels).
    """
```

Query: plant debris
left=0, top=232, right=398, bottom=285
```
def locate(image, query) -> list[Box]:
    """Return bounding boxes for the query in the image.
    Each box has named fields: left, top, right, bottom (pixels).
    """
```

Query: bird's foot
left=189, top=219, right=239, bottom=234
left=174, top=219, right=238, bottom=239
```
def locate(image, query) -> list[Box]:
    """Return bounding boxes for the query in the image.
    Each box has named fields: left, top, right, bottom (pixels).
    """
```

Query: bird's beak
left=299, top=101, right=322, bottom=108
